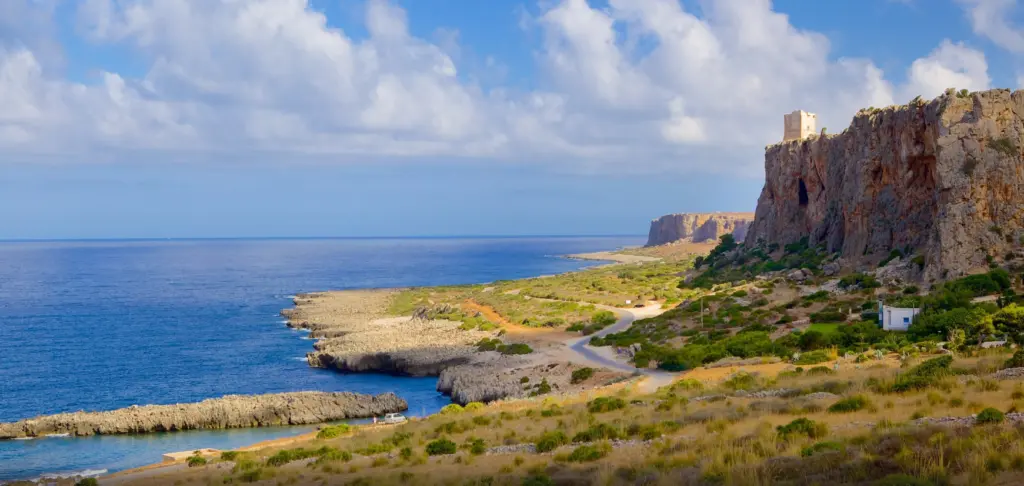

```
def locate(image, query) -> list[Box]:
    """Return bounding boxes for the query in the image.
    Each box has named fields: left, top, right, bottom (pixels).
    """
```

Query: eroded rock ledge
left=282, top=290, right=629, bottom=404
left=283, top=290, right=496, bottom=377
left=0, top=391, right=406, bottom=439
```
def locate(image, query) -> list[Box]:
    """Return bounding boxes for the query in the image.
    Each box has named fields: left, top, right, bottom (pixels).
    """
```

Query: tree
left=908, top=307, right=992, bottom=341
left=798, top=330, right=830, bottom=351
left=946, top=328, right=966, bottom=353
left=992, top=304, right=1024, bottom=343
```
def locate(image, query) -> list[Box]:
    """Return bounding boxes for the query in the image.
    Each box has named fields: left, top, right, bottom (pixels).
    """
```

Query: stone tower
left=783, top=110, right=817, bottom=142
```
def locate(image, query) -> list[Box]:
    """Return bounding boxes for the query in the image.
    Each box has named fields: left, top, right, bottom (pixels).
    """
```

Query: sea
left=0, top=236, right=643, bottom=481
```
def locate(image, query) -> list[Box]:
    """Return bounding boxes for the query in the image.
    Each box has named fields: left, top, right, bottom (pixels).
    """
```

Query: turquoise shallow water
left=0, top=236, right=642, bottom=480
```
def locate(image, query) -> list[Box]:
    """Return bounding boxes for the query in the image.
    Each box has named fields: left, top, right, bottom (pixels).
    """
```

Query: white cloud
left=958, top=0, right=1024, bottom=53
left=0, top=0, right=998, bottom=175
left=902, top=40, right=990, bottom=100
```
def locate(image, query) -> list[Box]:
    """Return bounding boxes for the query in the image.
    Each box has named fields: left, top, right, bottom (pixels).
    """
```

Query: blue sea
left=0, top=236, right=642, bottom=480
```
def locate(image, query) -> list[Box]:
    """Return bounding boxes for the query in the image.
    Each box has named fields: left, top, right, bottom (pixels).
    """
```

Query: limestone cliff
left=0, top=392, right=406, bottom=439
left=745, top=88, right=1024, bottom=281
left=646, top=212, right=754, bottom=247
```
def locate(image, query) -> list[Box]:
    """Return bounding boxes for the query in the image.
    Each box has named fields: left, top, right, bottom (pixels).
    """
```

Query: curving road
left=566, top=304, right=679, bottom=391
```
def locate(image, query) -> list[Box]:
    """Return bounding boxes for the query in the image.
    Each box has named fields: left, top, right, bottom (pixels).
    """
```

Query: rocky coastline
left=283, top=290, right=496, bottom=378
left=646, top=212, right=754, bottom=247
left=0, top=391, right=407, bottom=440
left=282, top=290, right=628, bottom=405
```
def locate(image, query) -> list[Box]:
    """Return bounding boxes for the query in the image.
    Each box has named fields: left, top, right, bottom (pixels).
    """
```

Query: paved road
left=567, top=306, right=679, bottom=391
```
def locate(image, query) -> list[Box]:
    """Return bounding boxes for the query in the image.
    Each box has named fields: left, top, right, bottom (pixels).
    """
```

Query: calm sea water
left=0, top=236, right=642, bottom=480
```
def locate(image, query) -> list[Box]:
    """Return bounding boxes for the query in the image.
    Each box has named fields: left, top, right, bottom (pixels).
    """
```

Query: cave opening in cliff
left=798, top=179, right=809, bottom=206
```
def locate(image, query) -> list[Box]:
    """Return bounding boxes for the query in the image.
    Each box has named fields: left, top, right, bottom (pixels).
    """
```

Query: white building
left=783, top=110, right=817, bottom=142
left=878, top=299, right=921, bottom=331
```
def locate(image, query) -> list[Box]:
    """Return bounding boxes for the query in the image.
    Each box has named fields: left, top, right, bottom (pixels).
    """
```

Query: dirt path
left=464, top=296, right=683, bottom=390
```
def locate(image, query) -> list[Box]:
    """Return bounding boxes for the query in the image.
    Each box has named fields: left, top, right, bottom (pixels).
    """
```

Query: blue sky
left=0, top=0, right=1019, bottom=238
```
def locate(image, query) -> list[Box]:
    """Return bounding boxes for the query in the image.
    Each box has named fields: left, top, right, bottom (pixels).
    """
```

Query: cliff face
left=646, top=213, right=754, bottom=247
left=745, top=88, right=1024, bottom=281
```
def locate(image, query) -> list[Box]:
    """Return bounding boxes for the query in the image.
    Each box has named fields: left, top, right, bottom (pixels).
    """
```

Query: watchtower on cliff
left=783, top=110, right=817, bottom=142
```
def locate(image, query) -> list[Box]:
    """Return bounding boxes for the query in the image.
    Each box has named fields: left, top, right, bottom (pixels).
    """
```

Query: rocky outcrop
left=746, top=88, right=1024, bottom=281
left=283, top=290, right=624, bottom=404
left=0, top=392, right=406, bottom=439
left=285, top=291, right=496, bottom=377
left=646, top=213, right=754, bottom=247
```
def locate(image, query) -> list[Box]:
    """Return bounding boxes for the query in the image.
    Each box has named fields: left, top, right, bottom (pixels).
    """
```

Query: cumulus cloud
left=958, top=0, right=1024, bottom=53
left=0, top=0, right=999, bottom=175
left=903, top=40, right=990, bottom=100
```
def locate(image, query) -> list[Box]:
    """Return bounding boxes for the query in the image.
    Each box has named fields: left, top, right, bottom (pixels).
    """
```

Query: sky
left=0, top=0, right=1019, bottom=239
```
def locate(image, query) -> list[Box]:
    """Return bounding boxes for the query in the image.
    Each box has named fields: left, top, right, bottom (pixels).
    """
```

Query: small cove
left=0, top=236, right=642, bottom=480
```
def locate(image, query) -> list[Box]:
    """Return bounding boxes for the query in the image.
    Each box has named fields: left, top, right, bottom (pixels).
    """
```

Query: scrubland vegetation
left=385, top=258, right=701, bottom=331
left=150, top=234, right=1024, bottom=485
left=155, top=346, right=1024, bottom=485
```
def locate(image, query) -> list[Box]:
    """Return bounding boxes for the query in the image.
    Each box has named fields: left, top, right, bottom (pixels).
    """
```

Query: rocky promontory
left=284, top=290, right=496, bottom=377
left=646, top=212, right=753, bottom=247
left=282, top=290, right=629, bottom=404
left=0, top=391, right=406, bottom=439
left=746, top=88, right=1024, bottom=281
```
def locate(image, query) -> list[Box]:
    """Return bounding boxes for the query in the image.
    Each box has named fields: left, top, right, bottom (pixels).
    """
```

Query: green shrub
left=827, top=395, right=870, bottom=413
left=1006, top=350, right=1024, bottom=369
left=498, top=343, right=534, bottom=355
left=314, top=448, right=351, bottom=464
left=529, top=378, right=552, bottom=396
left=776, top=418, right=828, bottom=440
left=476, top=337, right=500, bottom=351
left=220, top=451, right=239, bottom=461
left=572, top=423, right=621, bottom=443
left=887, top=355, right=953, bottom=393
left=238, top=468, right=274, bottom=483
left=795, top=350, right=832, bottom=365
left=75, top=479, right=99, bottom=486
left=810, top=310, right=846, bottom=323
left=567, top=444, right=608, bottom=462
left=807, top=366, right=835, bottom=375
left=838, top=274, right=881, bottom=290
left=520, top=376, right=530, bottom=384
left=990, top=137, right=1018, bottom=157
left=535, top=430, right=569, bottom=452
left=976, top=407, right=1005, bottom=424
left=722, top=371, right=759, bottom=391
left=467, top=438, right=487, bottom=455
left=426, top=438, right=458, bottom=456
left=732, top=290, right=749, bottom=298
left=570, top=367, right=595, bottom=384
left=591, top=310, right=617, bottom=326
left=674, top=379, right=704, bottom=391
left=266, top=448, right=316, bottom=467
left=587, top=397, right=626, bottom=413
left=187, top=452, right=207, bottom=467
left=464, top=402, right=485, bottom=412
left=800, top=441, right=843, bottom=457
left=316, top=423, right=351, bottom=439
left=440, top=404, right=465, bottom=414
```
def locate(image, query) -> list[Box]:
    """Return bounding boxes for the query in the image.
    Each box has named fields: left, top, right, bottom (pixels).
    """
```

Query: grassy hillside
left=124, top=349, right=1024, bottom=485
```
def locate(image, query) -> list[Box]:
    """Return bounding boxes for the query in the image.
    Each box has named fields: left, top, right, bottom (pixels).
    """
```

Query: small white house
left=878, top=299, right=921, bottom=331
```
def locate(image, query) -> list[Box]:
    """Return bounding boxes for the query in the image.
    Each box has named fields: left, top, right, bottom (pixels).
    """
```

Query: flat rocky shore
left=0, top=391, right=406, bottom=439
left=282, top=290, right=628, bottom=404
left=283, top=289, right=496, bottom=377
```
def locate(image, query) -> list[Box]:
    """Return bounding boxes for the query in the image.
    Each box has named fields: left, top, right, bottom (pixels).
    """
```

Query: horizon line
left=0, top=234, right=648, bottom=243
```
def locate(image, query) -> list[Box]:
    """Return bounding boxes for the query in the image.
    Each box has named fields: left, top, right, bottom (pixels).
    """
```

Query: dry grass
left=108, top=353, right=1024, bottom=486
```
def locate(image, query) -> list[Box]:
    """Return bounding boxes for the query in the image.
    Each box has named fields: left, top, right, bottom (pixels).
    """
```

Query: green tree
left=992, top=304, right=1024, bottom=343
